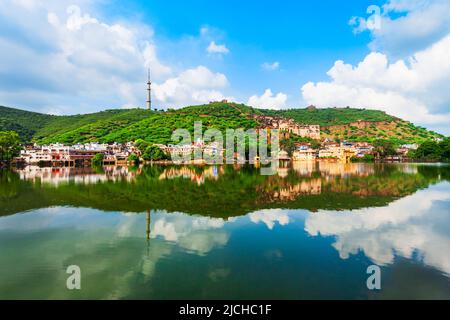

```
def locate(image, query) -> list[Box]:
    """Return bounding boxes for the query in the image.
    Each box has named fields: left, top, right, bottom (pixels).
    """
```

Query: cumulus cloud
left=301, top=35, right=450, bottom=134
left=151, top=212, right=230, bottom=255
left=304, top=186, right=450, bottom=276
left=153, top=66, right=230, bottom=107
left=249, top=209, right=290, bottom=230
left=206, top=41, right=229, bottom=54
left=0, top=1, right=231, bottom=113
left=350, top=0, right=450, bottom=58
left=0, top=1, right=174, bottom=113
left=247, top=89, right=288, bottom=110
left=262, top=61, right=280, bottom=71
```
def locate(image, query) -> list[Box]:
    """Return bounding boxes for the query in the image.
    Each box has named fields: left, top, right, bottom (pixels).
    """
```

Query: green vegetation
left=0, top=106, right=55, bottom=142
left=142, top=145, right=167, bottom=161
left=127, top=153, right=140, bottom=165
left=0, top=131, right=21, bottom=163
left=1, top=163, right=448, bottom=218
left=373, top=139, right=397, bottom=158
left=91, top=153, right=104, bottom=166
left=408, top=138, right=450, bottom=162
left=0, top=106, right=152, bottom=143
left=0, top=103, right=445, bottom=147
left=351, top=154, right=375, bottom=163
left=263, top=107, right=395, bottom=125
left=135, top=139, right=171, bottom=161
left=263, top=107, right=443, bottom=145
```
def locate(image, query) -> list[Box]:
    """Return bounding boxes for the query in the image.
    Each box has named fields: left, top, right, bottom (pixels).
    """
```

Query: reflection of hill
left=1, top=164, right=448, bottom=218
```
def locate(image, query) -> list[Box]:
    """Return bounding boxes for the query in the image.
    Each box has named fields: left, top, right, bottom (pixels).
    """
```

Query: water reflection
left=3, top=163, right=448, bottom=218
left=17, top=165, right=139, bottom=185
left=304, top=183, right=450, bottom=277
left=0, top=163, right=449, bottom=299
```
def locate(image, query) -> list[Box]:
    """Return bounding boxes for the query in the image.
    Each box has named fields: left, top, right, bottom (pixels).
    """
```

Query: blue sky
left=102, top=0, right=381, bottom=104
left=0, top=0, right=449, bottom=134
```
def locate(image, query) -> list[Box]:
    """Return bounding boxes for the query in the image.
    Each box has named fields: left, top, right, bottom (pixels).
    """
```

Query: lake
left=0, top=162, right=449, bottom=299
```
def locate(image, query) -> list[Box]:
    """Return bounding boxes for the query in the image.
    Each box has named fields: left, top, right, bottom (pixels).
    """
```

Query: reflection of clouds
left=304, top=184, right=450, bottom=276
left=178, top=231, right=229, bottom=256
left=249, top=209, right=290, bottom=230
left=151, top=213, right=230, bottom=255
left=116, top=214, right=141, bottom=237
left=0, top=208, right=232, bottom=298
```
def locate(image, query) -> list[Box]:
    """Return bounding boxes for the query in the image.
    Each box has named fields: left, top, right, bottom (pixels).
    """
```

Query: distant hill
left=0, top=103, right=444, bottom=145
left=263, top=107, right=443, bottom=144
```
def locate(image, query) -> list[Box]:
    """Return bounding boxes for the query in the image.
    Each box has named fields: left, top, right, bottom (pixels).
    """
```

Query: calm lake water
left=0, top=162, right=449, bottom=299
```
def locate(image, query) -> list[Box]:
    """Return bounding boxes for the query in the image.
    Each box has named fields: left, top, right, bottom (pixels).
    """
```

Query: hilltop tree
left=91, top=153, right=104, bottom=166
left=142, top=145, right=167, bottom=161
left=439, top=138, right=450, bottom=160
left=373, top=139, right=397, bottom=158
left=414, top=141, right=441, bottom=160
left=128, top=153, right=140, bottom=165
left=0, top=131, right=21, bottom=162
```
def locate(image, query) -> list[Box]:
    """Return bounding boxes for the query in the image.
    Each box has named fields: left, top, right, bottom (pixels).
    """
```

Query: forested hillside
left=0, top=102, right=444, bottom=145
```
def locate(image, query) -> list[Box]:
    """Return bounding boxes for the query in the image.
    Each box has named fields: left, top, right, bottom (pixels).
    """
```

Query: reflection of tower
left=146, top=69, right=152, bottom=110
left=146, top=209, right=151, bottom=241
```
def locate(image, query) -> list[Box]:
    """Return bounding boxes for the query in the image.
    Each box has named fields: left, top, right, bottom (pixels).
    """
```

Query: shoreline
left=7, top=158, right=450, bottom=169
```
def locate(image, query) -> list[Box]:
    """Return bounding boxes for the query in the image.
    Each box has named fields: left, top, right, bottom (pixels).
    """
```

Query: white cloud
left=247, top=89, right=288, bottom=110
left=0, top=1, right=173, bottom=113
left=304, top=186, right=450, bottom=276
left=350, top=0, right=450, bottom=58
left=301, top=35, right=450, bottom=134
left=262, top=61, right=280, bottom=71
left=249, top=209, right=290, bottom=230
left=207, top=41, right=229, bottom=54
left=151, top=212, right=229, bottom=255
left=0, top=1, right=232, bottom=113
left=153, top=66, right=229, bottom=107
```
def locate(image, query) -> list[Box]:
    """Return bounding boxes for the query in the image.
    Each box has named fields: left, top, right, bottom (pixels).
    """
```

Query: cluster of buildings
left=291, top=141, right=420, bottom=162
left=253, top=115, right=321, bottom=140
left=17, top=142, right=139, bottom=166
left=155, top=140, right=223, bottom=162
left=292, top=141, right=373, bottom=162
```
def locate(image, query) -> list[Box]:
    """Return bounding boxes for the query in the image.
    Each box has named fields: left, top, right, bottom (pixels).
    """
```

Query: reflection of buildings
left=158, top=166, right=224, bottom=185
left=16, top=166, right=139, bottom=185
left=317, top=162, right=374, bottom=177
left=261, top=178, right=322, bottom=202
left=292, top=161, right=317, bottom=176
left=291, top=162, right=375, bottom=178
left=276, top=179, right=322, bottom=200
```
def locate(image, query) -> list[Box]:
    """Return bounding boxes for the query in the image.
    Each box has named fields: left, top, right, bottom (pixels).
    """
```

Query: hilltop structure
left=253, top=115, right=321, bottom=140
left=146, top=68, right=152, bottom=110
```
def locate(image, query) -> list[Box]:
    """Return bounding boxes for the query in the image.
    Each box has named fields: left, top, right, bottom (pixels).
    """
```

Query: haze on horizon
left=0, top=0, right=449, bottom=135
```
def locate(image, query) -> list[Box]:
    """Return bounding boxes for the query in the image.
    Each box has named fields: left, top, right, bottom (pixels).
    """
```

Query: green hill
left=265, top=107, right=443, bottom=144
left=0, top=102, right=445, bottom=145
left=263, top=106, right=396, bottom=125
